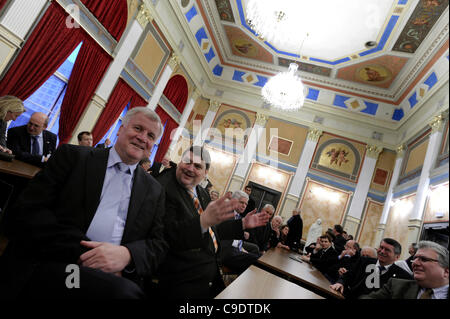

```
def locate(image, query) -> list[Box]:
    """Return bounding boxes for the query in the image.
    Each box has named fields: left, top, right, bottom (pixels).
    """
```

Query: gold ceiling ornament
left=429, top=114, right=444, bottom=132
left=366, top=144, right=383, bottom=159
left=209, top=99, right=221, bottom=112
left=168, top=52, right=180, bottom=69
left=136, top=4, right=153, bottom=28
left=307, top=128, right=323, bottom=142
left=255, top=113, right=269, bottom=126
left=396, top=144, right=406, bottom=157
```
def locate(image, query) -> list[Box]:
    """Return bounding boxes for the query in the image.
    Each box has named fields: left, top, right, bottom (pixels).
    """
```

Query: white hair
left=232, top=190, right=249, bottom=200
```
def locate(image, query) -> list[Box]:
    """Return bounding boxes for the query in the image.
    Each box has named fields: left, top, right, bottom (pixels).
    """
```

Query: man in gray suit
left=361, top=241, right=448, bottom=299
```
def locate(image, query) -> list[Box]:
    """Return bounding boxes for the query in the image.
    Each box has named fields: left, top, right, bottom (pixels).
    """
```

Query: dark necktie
left=31, top=136, right=39, bottom=155
left=420, top=288, right=433, bottom=299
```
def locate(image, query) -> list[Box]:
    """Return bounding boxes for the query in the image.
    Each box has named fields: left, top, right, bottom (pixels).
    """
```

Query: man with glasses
left=330, top=238, right=412, bottom=298
left=361, top=240, right=448, bottom=299
left=7, top=112, right=56, bottom=167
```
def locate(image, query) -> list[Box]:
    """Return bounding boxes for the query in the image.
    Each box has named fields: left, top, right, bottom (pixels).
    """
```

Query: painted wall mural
left=224, top=26, right=273, bottom=63
left=278, top=57, right=332, bottom=77
left=392, top=0, right=449, bottom=53
left=215, top=0, right=235, bottom=22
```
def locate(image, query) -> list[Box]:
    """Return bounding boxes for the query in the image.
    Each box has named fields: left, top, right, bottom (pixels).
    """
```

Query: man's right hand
left=330, top=283, right=344, bottom=294
left=200, top=192, right=239, bottom=229
left=338, top=267, right=348, bottom=276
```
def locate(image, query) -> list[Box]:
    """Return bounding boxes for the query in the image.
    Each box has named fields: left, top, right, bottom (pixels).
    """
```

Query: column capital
left=168, top=52, right=180, bottom=69
left=255, top=113, right=269, bottom=126
left=136, top=4, right=153, bottom=28
left=396, top=144, right=406, bottom=158
left=366, top=144, right=383, bottom=159
left=307, top=128, right=323, bottom=142
left=429, top=114, right=445, bottom=133
left=209, top=99, right=221, bottom=112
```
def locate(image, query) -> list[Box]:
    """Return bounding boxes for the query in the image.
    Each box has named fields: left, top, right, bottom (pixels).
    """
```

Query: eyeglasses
left=412, top=256, right=439, bottom=263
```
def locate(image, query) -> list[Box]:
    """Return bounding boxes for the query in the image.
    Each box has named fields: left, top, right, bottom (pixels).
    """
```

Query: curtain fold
left=58, top=36, right=112, bottom=144
left=91, top=79, right=146, bottom=145
left=80, top=0, right=128, bottom=41
left=0, top=3, right=83, bottom=99
left=162, top=75, right=189, bottom=113
left=154, top=106, right=178, bottom=163
left=0, top=0, right=9, bottom=11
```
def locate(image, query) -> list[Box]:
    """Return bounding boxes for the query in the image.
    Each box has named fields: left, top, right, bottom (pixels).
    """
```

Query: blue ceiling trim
left=185, top=5, right=198, bottom=22
left=195, top=27, right=208, bottom=45
left=392, top=108, right=404, bottom=121
left=307, top=88, right=320, bottom=101
left=424, top=72, right=438, bottom=89
left=361, top=101, right=379, bottom=115
left=204, top=47, right=215, bottom=62
left=213, top=64, right=223, bottom=76
left=409, top=92, right=418, bottom=108
left=333, top=95, right=350, bottom=108
left=233, top=70, right=245, bottom=82
left=359, top=15, right=400, bottom=57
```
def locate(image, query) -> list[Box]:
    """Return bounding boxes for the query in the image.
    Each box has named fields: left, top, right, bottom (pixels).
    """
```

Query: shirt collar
left=375, top=260, right=393, bottom=270
left=108, top=147, right=138, bottom=175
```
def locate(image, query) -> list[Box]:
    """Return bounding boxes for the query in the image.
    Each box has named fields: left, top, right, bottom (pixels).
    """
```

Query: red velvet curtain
left=163, top=75, right=189, bottom=113
left=0, top=0, right=8, bottom=11
left=0, top=3, right=84, bottom=99
left=81, top=0, right=128, bottom=41
left=91, top=79, right=146, bottom=145
left=154, top=106, right=178, bottom=163
left=58, top=36, right=111, bottom=144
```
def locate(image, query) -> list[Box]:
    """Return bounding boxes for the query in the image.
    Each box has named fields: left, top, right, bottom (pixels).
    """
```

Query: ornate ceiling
left=150, top=0, right=449, bottom=147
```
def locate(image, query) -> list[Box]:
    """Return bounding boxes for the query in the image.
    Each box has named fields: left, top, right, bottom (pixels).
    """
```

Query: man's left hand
left=79, top=241, right=131, bottom=273
left=242, top=209, right=269, bottom=229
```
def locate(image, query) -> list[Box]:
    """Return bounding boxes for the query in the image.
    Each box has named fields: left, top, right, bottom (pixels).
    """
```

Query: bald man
left=7, top=112, right=57, bottom=167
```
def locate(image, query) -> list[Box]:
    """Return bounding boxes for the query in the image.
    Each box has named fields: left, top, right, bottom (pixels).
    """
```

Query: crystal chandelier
left=261, top=63, right=305, bottom=111
left=246, top=0, right=309, bottom=50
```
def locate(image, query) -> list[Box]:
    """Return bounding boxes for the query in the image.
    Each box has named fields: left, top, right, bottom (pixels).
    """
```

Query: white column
left=168, top=88, right=200, bottom=150
left=288, top=128, right=322, bottom=197
left=233, top=113, right=268, bottom=178
left=147, top=53, right=179, bottom=110
left=409, top=114, right=445, bottom=221
left=347, top=144, right=383, bottom=219
left=379, top=145, right=406, bottom=224
left=193, top=99, right=220, bottom=146
left=0, top=0, right=48, bottom=39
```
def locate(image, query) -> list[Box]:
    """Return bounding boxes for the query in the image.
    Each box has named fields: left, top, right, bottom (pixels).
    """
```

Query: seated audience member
left=332, top=224, right=347, bottom=254
left=326, top=240, right=361, bottom=283
left=0, top=107, right=168, bottom=299
left=277, top=225, right=290, bottom=250
left=347, top=235, right=354, bottom=241
left=286, top=208, right=303, bottom=251
left=330, top=238, right=412, bottom=299
left=150, top=154, right=176, bottom=178
left=220, top=190, right=261, bottom=274
left=301, top=234, right=338, bottom=274
left=406, top=243, right=418, bottom=271
left=342, top=231, right=348, bottom=240
left=361, top=241, right=448, bottom=299
left=304, top=239, right=318, bottom=255
left=247, top=204, right=275, bottom=252
left=139, top=158, right=151, bottom=172
left=154, top=146, right=270, bottom=298
left=77, top=131, right=93, bottom=147
left=210, top=190, right=220, bottom=201
left=0, top=95, right=25, bottom=154
left=96, top=138, right=111, bottom=149
left=361, top=246, right=378, bottom=258
left=6, top=112, right=57, bottom=167
left=242, top=184, right=256, bottom=217
left=266, top=215, right=283, bottom=251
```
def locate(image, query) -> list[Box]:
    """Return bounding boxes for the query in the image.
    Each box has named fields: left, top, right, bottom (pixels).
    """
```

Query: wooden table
left=0, top=159, right=41, bottom=179
left=215, top=265, right=324, bottom=299
left=256, top=248, right=344, bottom=299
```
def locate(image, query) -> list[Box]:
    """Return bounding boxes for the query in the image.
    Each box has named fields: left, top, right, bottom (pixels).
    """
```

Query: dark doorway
left=420, top=222, right=449, bottom=248
left=247, top=181, right=281, bottom=213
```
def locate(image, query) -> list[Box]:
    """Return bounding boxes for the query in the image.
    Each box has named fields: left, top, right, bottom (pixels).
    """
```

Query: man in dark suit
left=330, top=238, right=412, bottom=298
left=150, top=154, right=176, bottom=178
left=361, top=240, right=448, bottom=299
left=286, top=208, right=303, bottom=251
left=332, top=224, right=347, bottom=254
left=0, top=107, right=167, bottom=299
left=155, top=146, right=269, bottom=298
left=326, top=240, right=361, bottom=283
left=6, top=112, right=57, bottom=167
left=242, top=184, right=256, bottom=217
left=301, top=234, right=338, bottom=274
left=247, top=204, right=275, bottom=252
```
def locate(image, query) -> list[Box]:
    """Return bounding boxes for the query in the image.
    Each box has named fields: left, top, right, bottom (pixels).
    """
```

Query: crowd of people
left=0, top=100, right=448, bottom=300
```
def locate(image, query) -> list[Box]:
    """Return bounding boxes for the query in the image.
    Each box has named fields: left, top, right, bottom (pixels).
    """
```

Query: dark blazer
left=333, top=234, right=347, bottom=254
left=360, top=278, right=422, bottom=299
left=337, top=256, right=413, bottom=299
left=249, top=222, right=272, bottom=252
left=6, top=125, right=57, bottom=167
left=0, top=119, right=7, bottom=147
left=326, top=250, right=361, bottom=282
left=156, top=168, right=244, bottom=298
left=0, top=144, right=167, bottom=297
left=286, top=215, right=303, bottom=249
left=310, top=246, right=339, bottom=274
left=242, top=197, right=256, bottom=217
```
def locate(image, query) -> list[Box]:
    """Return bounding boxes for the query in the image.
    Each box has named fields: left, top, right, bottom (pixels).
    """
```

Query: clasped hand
left=79, top=241, right=131, bottom=275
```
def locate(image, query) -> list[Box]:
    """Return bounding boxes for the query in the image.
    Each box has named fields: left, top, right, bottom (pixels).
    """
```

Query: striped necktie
left=420, top=288, right=433, bottom=299
left=188, top=189, right=218, bottom=252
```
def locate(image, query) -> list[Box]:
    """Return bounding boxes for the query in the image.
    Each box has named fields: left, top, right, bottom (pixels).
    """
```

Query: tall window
left=8, top=43, right=83, bottom=140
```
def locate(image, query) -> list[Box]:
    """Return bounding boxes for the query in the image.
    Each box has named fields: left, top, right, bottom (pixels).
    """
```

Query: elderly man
left=220, top=190, right=262, bottom=274
left=326, top=240, right=361, bottom=283
left=247, top=204, right=276, bottom=252
left=77, top=131, right=93, bottom=147
left=155, top=146, right=270, bottom=298
left=330, top=238, right=412, bottom=299
left=286, top=208, right=303, bottom=251
left=0, top=107, right=167, bottom=299
left=7, top=112, right=57, bottom=167
left=361, top=241, right=448, bottom=299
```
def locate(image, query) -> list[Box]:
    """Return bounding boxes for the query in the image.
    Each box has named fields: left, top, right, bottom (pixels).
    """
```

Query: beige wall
left=423, top=183, right=449, bottom=223
left=358, top=199, right=384, bottom=248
